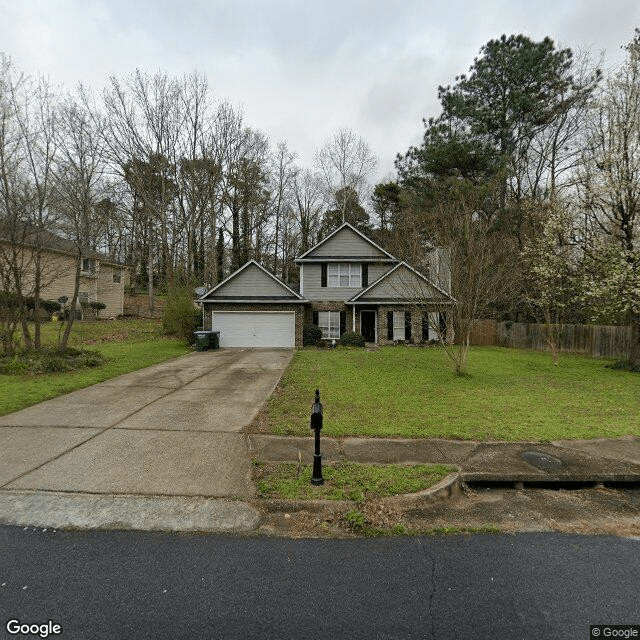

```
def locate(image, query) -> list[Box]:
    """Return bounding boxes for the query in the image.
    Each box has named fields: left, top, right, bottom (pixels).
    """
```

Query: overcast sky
left=2, top=0, right=639, bottom=181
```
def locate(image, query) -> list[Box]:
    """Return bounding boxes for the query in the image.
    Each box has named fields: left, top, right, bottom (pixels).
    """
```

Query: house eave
left=199, top=297, right=308, bottom=304
left=348, top=261, right=455, bottom=303
left=199, top=259, right=304, bottom=300
left=295, top=257, right=397, bottom=264
left=295, top=222, right=397, bottom=261
left=348, top=299, right=456, bottom=305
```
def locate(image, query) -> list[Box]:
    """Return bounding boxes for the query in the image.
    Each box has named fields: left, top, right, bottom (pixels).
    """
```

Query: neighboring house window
left=318, top=311, right=340, bottom=339
left=79, top=291, right=89, bottom=304
left=113, top=268, right=122, bottom=283
left=393, top=311, right=405, bottom=341
left=82, top=258, right=96, bottom=275
left=328, top=263, right=361, bottom=287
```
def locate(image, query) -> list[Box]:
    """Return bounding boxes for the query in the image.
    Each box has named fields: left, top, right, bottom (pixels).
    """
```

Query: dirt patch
left=252, top=485, right=640, bottom=539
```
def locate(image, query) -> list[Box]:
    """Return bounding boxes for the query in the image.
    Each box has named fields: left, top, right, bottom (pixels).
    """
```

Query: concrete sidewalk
left=249, top=434, right=640, bottom=483
left=0, top=348, right=293, bottom=532
left=1, top=347, right=639, bottom=534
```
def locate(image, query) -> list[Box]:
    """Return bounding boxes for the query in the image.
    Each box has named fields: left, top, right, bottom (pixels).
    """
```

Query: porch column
left=352, top=305, right=356, bottom=332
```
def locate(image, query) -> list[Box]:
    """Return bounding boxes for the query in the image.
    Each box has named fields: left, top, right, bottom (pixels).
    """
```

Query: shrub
left=0, top=347, right=106, bottom=375
left=606, top=360, right=640, bottom=373
left=303, top=324, right=323, bottom=346
left=162, top=286, right=201, bottom=345
left=339, top=331, right=365, bottom=347
left=89, top=301, right=107, bottom=319
left=41, top=300, right=62, bottom=314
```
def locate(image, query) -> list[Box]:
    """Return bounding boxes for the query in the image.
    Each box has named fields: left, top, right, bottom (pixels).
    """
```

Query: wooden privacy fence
left=464, top=320, right=632, bottom=360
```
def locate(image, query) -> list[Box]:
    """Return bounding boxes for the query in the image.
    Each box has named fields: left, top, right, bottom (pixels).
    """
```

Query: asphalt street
left=1, top=526, right=639, bottom=640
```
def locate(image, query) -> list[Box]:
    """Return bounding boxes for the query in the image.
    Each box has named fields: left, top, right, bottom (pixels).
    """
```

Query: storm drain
left=465, top=480, right=640, bottom=491
left=521, top=450, right=564, bottom=473
left=464, top=450, right=640, bottom=490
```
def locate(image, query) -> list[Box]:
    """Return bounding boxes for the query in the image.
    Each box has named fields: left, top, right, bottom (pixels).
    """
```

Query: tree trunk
left=216, top=227, right=224, bottom=282
left=33, top=251, right=42, bottom=350
left=231, top=192, right=240, bottom=271
left=630, top=312, right=640, bottom=367
left=59, top=253, right=82, bottom=352
left=147, top=226, right=155, bottom=317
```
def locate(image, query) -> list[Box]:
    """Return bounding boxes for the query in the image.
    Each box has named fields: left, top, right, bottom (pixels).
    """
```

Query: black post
left=310, top=388, right=324, bottom=486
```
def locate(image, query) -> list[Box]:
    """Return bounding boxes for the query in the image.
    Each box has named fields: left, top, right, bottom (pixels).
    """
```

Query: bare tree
left=292, top=169, right=324, bottom=253
left=394, top=181, right=519, bottom=376
left=97, top=70, right=185, bottom=313
left=0, top=55, right=62, bottom=352
left=52, top=96, right=110, bottom=350
left=523, top=51, right=602, bottom=203
left=314, top=128, right=377, bottom=230
left=268, top=140, right=297, bottom=277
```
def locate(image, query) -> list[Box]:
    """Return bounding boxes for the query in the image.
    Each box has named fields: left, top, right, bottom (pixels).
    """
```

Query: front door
left=360, top=310, right=376, bottom=343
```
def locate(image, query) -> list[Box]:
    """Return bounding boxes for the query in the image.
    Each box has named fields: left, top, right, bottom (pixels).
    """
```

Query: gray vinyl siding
left=303, top=262, right=394, bottom=302
left=358, top=265, right=440, bottom=301
left=210, top=264, right=293, bottom=298
left=368, top=263, right=393, bottom=284
left=309, top=228, right=389, bottom=258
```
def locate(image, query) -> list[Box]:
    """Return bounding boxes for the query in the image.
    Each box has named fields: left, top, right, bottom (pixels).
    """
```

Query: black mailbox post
left=310, top=388, right=324, bottom=486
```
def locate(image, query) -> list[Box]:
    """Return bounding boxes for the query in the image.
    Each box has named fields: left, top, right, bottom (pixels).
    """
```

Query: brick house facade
left=198, top=223, right=454, bottom=348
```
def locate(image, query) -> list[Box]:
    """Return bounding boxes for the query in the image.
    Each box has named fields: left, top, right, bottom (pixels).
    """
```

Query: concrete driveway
left=0, top=349, right=293, bottom=531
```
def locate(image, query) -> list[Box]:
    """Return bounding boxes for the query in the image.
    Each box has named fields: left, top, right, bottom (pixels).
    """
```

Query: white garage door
left=212, top=311, right=295, bottom=347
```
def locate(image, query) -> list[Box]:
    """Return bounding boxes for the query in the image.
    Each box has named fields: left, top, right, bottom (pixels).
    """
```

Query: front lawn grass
left=0, top=319, right=190, bottom=415
left=254, top=461, right=455, bottom=502
left=266, top=345, right=640, bottom=441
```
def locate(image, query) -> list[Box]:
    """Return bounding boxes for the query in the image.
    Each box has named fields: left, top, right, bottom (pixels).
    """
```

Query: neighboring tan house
left=198, top=222, right=455, bottom=348
left=0, top=224, right=129, bottom=319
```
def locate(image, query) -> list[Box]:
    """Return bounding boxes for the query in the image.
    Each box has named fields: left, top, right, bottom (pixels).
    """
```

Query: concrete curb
left=256, top=473, right=463, bottom=517
left=382, top=472, right=462, bottom=508
left=0, top=490, right=262, bottom=533
left=258, top=499, right=354, bottom=513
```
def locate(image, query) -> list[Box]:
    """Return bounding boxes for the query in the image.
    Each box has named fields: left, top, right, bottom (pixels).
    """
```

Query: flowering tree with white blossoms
left=577, top=31, right=640, bottom=367
left=581, top=243, right=640, bottom=323
left=523, top=205, right=579, bottom=364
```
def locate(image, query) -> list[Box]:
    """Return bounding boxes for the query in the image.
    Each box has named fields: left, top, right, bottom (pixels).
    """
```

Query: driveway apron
left=0, top=349, right=293, bottom=499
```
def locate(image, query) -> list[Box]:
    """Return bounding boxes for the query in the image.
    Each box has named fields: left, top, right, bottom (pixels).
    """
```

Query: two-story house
left=0, top=223, right=130, bottom=319
left=197, top=222, right=455, bottom=347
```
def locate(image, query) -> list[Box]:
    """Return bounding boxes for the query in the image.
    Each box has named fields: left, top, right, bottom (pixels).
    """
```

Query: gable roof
left=198, top=260, right=306, bottom=302
left=0, top=219, right=127, bottom=267
left=296, top=222, right=396, bottom=262
left=348, top=261, right=456, bottom=304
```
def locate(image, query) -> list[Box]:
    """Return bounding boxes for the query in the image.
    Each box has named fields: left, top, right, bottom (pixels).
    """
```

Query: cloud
left=2, top=0, right=638, bottom=180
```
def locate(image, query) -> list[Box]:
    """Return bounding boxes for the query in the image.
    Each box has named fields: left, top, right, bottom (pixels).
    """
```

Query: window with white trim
left=328, top=263, right=361, bottom=287
left=79, top=291, right=89, bottom=304
left=318, top=311, right=340, bottom=339
left=112, top=268, right=122, bottom=283
left=393, top=310, right=405, bottom=341
left=82, top=258, right=96, bottom=275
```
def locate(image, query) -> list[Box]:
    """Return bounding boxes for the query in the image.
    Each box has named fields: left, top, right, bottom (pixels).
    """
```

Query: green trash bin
left=209, top=331, right=220, bottom=349
left=194, top=331, right=210, bottom=352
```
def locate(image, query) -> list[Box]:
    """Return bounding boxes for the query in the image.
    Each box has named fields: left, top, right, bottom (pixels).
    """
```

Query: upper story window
left=82, top=258, right=96, bottom=275
left=112, top=268, right=122, bottom=283
left=328, top=263, right=361, bottom=288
